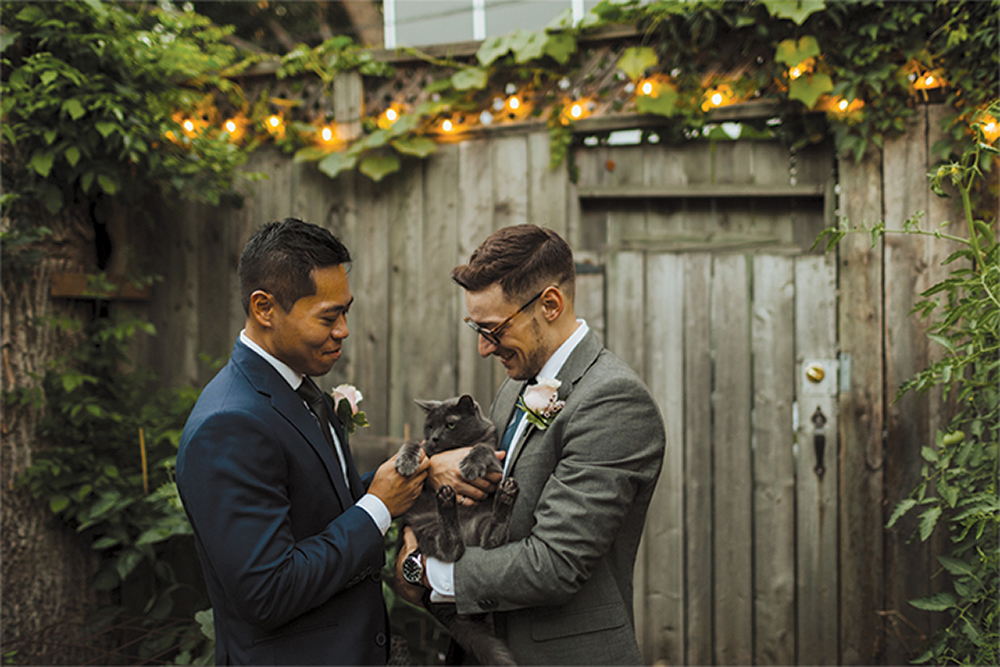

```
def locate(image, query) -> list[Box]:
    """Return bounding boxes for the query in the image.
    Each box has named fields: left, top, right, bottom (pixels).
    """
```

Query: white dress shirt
left=240, top=330, right=391, bottom=535
left=426, top=320, right=590, bottom=601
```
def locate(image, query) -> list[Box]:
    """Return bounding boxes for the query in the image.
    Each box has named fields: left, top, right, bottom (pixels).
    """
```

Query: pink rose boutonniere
left=518, top=377, right=565, bottom=430
left=331, top=384, right=370, bottom=434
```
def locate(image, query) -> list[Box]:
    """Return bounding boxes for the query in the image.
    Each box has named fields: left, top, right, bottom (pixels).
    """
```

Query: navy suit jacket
left=177, top=339, right=389, bottom=665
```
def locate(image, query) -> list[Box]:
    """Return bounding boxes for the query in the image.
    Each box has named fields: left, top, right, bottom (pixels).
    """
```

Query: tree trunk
left=1, top=202, right=107, bottom=664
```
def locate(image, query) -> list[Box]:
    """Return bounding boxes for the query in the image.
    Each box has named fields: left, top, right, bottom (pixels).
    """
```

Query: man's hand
left=369, top=453, right=429, bottom=518
left=428, top=447, right=504, bottom=506
left=394, top=526, right=426, bottom=606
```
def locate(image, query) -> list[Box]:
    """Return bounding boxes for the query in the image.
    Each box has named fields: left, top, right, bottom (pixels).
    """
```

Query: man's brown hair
left=451, top=224, right=575, bottom=302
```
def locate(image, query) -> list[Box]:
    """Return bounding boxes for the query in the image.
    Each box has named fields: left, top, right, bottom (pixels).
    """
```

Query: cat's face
left=416, top=394, right=497, bottom=456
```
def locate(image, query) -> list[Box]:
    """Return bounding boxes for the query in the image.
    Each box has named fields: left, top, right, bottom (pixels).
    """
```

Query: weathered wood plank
left=419, top=147, right=461, bottom=404
left=837, top=151, right=885, bottom=666
left=683, top=252, right=713, bottom=666
left=456, top=139, right=498, bottom=407
left=528, top=131, right=567, bottom=236
left=883, top=110, right=934, bottom=664
left=492, top=135, right=529, bottom=229
left=605, top=250, right=646, bottom=650
left=795, top=254, right=839, bottom=665
left=711, top=253, right=753, bottom=665
left=643, top=253, right=685, bottom=666
left=751, top=254, right=797, bottom=665
left=388, top=163, right=427, bottom=440
left=349, top=172, right=392, bottom=436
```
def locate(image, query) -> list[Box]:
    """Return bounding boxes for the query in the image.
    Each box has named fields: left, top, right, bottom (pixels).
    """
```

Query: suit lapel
left=506, top=330, right=604, bottom=475
left=330, top=409, right=366, bottom=500
left=233, top=342, right=355, bottom=510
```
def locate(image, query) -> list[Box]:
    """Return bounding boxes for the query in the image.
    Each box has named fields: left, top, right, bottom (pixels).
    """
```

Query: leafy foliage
left=11, top=315, right=210, bottom=664
left=823, top=102, right=998, bottom=665
left=0, top=0, right=257, bottom=221
left=268, top=0, right=998, bottom=182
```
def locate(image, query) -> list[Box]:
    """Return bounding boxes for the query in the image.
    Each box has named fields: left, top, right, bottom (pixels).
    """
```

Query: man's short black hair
left=238, top=217, right=351, bottom=314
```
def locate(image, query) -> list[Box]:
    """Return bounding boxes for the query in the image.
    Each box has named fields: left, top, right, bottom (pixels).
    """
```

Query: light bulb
left=225, top=120, right=237, bottom=133
left=508, top=96, right=520, bottom=110
left=711, top=93, right=723, bottom=106
left=386, top=108, right=398, bottom=122
left=838, top=99, right=849, bottom=111
left=321, top=127, right=333, bottom=142
left=641, top=81, right=653, bottom=95
left=268, top=115, right=281, bottom=128
left=790, top=67, right=802, bottom=79
left=183, top=119, right=195, bottom=133
left=442, top=119, right=453, bottom=132
left=570, top=103, right=583, bottom=118
left=924, top=75, right=935, bottom=86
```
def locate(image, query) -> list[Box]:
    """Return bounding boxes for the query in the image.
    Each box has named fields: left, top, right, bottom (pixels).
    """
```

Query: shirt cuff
left=356, top=494, right=391, bottom=535
left=425, top=557, right=456, bottom=603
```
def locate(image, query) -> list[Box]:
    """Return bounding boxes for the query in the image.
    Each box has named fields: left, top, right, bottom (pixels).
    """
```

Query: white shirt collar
left=240, top=329, right=305, bottom=390
left=535, top=319, right=589, bottom=382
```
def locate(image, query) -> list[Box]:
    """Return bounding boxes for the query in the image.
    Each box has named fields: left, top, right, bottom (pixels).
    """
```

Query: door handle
left=811, top=406, right=827, bottom=479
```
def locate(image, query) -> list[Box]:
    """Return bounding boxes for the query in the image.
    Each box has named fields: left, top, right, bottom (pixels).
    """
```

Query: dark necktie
left=499, top=378, right=536, bottom=454
left=296, top=377, right=348, bottom=480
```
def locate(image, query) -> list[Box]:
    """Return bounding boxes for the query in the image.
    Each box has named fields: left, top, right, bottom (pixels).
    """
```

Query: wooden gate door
left=573, top=136, right=839, bottom=665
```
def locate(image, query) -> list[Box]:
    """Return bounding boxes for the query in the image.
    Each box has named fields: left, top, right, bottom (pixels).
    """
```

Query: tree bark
left=1, top=202, right=107, bottom=664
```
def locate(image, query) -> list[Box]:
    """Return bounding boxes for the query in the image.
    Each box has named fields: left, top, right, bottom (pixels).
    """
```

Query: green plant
left=819, top=101, right=998, bottom=665
left=0, top=0, right=258, bottom=221
left=12, top=314, right=209, bottom=664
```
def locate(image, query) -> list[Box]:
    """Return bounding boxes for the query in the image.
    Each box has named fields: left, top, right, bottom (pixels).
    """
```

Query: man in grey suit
left=396, top=224, right=665, bottom=664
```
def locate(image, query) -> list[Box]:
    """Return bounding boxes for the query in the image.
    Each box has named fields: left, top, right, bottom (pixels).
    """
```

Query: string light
left=225, top=120, right=237, bottom=133
left=641, top=81, right=654, bottom=95
left=975, top=113, right=999, bottom=144
left=442, top=119, right=454, bottom=132
left=701, top=84, right=734, bottom=111
left=378, top=104, right=406, bottom=129
left=560, top=98, right=594, bottom=124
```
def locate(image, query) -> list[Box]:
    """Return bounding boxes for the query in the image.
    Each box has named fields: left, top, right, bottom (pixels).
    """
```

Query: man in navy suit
left=177, top=218, right=429, bottom=665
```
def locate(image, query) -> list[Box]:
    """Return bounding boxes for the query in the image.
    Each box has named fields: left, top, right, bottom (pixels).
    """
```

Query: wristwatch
left=401, top=549, right=425, bottom=586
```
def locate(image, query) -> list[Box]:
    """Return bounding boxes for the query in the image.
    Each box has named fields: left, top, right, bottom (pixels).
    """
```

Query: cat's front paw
left=395, top=441, right=424, bottom=477
left=497, top=477, right=519, bottom=506
left=436, top=484, right=457, bottom=510
left=458, top=444, right=503, bottom=481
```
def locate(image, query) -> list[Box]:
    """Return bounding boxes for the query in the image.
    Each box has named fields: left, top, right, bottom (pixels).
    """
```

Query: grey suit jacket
left=454, top=329, right=666, bottom=665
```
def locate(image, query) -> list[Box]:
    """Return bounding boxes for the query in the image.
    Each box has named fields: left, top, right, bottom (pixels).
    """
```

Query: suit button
left=376, top=632, right=387, bottom=646
left=479, top=599, right=498, bottom=610
left=370, top=570, right=381, bottom=582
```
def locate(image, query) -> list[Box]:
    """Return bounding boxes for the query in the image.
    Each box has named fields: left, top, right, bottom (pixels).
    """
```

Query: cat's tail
left=426, top=601, right=517, bottom=666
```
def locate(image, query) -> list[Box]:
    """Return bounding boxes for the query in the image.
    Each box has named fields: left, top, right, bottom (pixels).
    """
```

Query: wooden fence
left=133, top=103, right=961, bottom=664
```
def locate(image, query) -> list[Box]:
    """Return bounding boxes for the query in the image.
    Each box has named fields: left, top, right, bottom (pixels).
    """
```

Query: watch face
left=402, top=553, right=423, bottom=585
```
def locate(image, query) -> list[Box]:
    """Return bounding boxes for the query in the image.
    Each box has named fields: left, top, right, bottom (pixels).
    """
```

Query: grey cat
left=395, top=394, right=519, bottom=665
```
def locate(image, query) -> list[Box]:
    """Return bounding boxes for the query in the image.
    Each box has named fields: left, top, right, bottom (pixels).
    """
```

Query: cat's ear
left=414, top=399, right=441, bottom=414
left=457, top=394, right=476, bottom=412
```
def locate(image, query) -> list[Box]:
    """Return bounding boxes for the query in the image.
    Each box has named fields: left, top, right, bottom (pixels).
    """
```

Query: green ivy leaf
left=97, top=174, right=118, bottom=195
left=451, top=67, right=488, bottom=91
left=477, top=34, right=511, bottom=66
left=775, top=36, right=821, bottom=67
left=510, top=30, right=547, bottom=64
left=293, top=146, right=332, bottom=163
left=0, top=30, right=20, bottom=53
left=62, top=99, right=86, bottom=120
left=41, top=70, right=58, bottom=86
left=544, top=32, right=576, bottom=65
left=65, top=145, right=81, bottom=167
left=391, top=136, right=438, bottom=158
left=95, top=122, right=118, bottom=138
left=789, top=72, right=833, bottom=109
left=618, top=47, right=658, bottom=82
left=636, top=84, right=680, bottom=117
left=49, top=495, right=70, bottom=514
left=195, top=609, right=215, bottom=641
left=317, top=151, right=357, bottom=179
left=762, top=0, right=825, bottom=25
left=359, top=154, right=401, bottom=182
left=28, top=150, right=54, bottom=177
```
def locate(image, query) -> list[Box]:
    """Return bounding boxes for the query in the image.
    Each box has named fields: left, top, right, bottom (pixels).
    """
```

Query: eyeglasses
left=464, top=289, right=545, bottom=347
